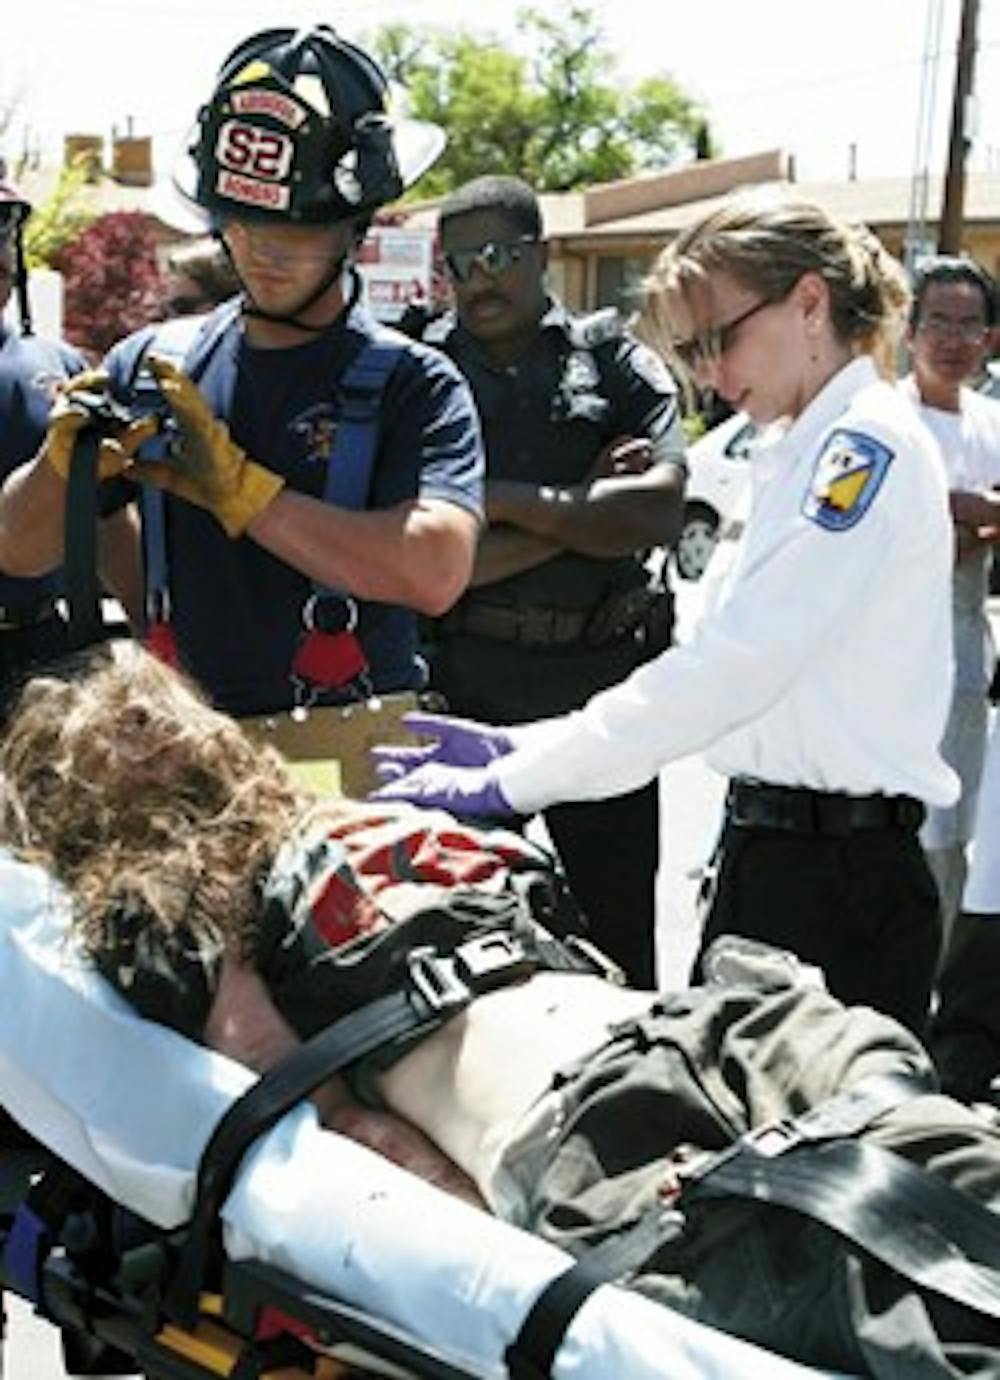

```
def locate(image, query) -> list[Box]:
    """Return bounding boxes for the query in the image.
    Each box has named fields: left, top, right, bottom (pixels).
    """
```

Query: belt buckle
left=744, top=1118, right=804, bottom=1157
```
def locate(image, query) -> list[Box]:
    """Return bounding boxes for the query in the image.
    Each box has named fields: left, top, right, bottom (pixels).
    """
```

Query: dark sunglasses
left=444, top=235, right=538, bottom=284
left=672, top=297, right=773, bottom=371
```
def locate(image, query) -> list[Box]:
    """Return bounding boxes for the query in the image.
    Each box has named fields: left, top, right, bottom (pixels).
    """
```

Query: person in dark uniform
left=421, top=175, right=687, bottom=986
left=0, top=179, right=87, bottom=707
left=0, top=28, right=483, bottom=745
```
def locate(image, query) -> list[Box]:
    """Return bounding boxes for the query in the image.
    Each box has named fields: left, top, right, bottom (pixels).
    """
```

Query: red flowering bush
left=54, top=211, right=163, bottom=357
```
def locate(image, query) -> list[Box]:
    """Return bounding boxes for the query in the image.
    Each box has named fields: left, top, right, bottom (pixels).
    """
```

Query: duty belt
left=727, top=780, right=925, bottom=835
left=439, top=584, right=669, bottom=649
left=0, top=599, right=61, bottom=632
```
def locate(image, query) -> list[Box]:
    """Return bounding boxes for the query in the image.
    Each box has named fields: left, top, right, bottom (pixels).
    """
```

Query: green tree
left=371, top=3, right=710, bottom=197
left=22, top=159, right=94, bottom=269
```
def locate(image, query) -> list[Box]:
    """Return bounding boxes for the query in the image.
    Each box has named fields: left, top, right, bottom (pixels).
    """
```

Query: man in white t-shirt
left=902, top=255, right=1000, bottom=955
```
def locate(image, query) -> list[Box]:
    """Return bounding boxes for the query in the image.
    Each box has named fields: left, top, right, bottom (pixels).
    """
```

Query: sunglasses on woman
left=672, top=298, right=773, bottom=371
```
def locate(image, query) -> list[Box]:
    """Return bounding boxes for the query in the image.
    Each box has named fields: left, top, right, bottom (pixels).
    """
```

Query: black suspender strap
left=64, top=428, right=102, bottom=651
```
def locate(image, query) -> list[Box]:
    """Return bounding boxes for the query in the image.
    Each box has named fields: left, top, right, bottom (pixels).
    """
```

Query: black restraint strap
left=166, top=928, right=601, bottom=1328
left=64, top=428, right=102, bottom=651
left=164, top=974, right=470, bottom=1326
left=504, top=1207, right=685, bottom=1380
left=505, top=1072, right=1000, bottom=1378
left=690, top=1138, right=1000, bottom=1318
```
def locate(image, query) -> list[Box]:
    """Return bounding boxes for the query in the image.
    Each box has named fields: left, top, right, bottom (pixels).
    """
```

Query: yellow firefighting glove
left=43, top=371, right=160, bottom=481
left=140, top=355, right=285, bottom=538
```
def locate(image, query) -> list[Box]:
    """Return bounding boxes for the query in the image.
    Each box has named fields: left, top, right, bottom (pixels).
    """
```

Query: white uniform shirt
left=900, top=378, right=1000, bottom=694
left=500, top=356, right=959, bottom=814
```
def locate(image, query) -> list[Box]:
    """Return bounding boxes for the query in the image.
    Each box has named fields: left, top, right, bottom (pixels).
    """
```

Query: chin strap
left=216, top=228, right=355, bottom=335
left=13, top=231, right=32, bottom=337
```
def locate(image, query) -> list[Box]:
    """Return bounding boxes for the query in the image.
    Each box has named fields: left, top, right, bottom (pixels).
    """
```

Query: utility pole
left=938, top=0, right=980, bottom=253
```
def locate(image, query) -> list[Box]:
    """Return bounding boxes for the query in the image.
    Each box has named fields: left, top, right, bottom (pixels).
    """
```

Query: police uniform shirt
left=432, top=299, right=685, bottom=612
left=0, top=329, right=84, bottom=610
left=499, top=355, right=959, bottom=814
left=104, top=299, right=484, bottom=717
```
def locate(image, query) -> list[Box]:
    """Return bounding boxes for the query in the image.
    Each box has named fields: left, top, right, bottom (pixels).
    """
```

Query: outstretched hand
left=369, top=760, right=514, bottom=819
left=370, top=710, right=514, bottom=783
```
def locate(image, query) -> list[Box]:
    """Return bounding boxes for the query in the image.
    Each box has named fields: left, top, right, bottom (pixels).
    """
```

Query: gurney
left=0, top=852, right=852, bottom=1380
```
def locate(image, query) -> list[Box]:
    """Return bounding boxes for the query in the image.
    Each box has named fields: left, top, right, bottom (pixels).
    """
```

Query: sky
left=3, top=0, right=999, bottom=188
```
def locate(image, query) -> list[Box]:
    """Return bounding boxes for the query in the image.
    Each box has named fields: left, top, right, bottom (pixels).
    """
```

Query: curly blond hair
left=0, top=641, right=312, bottom=961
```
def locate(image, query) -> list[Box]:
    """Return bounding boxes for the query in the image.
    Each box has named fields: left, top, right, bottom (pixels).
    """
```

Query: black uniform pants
left=543, top=783, right=660, bottom=988
left=692, top=817, right=941, bottom=1037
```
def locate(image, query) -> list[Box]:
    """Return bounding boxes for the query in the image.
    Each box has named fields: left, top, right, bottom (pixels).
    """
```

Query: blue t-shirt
left=0, top=329, right=85, bottom=608
left=105, top=298, right=483, bottom=716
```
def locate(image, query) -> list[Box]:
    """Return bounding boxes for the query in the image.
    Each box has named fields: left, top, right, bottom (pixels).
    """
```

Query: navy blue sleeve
left=601, top=332, right=681, bottom=442
left=375, top=339, right=484, bottom=518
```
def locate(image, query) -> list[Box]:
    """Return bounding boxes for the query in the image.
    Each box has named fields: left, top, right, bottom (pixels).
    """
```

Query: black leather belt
left=0, top=599, right=61, bottom=632
left=439, top=584, right=668, bottom=649
left=728, top=780, right=925, bottom=835
left=440, top=601, right=588, bottom=647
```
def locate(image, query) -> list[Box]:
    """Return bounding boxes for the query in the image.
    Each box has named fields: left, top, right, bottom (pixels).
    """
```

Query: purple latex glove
left=369, top=762, right=514, bottom=818
left=371, top=711, right=514, bottom=784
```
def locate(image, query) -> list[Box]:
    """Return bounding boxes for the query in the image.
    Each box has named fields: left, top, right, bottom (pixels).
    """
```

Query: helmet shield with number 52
left=172, top=26, right=444, bottom=227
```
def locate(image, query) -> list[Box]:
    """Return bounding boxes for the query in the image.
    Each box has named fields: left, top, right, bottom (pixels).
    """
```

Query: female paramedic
left=373, top=193, right=959, bottom=1038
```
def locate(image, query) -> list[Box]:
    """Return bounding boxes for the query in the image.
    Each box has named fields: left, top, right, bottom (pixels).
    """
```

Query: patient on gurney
left=2, top=641, right=1000, bottom=1379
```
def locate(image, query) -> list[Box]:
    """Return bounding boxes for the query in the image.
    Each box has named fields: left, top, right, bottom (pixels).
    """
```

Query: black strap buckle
left=406, top=946, right=473, bottom=1015
left=454, top=931, right=534, bottom=991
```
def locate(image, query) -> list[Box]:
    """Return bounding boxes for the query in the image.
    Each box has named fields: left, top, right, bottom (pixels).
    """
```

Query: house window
left=595, top=255, right=648, bottom=311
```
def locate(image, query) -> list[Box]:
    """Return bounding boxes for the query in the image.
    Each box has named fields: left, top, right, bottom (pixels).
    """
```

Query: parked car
left=674, top=413, right=759, bottom=580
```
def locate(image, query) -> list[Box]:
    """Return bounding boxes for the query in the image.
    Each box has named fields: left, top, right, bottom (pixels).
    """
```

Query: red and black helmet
left=177, top=26, right=443, bottom=226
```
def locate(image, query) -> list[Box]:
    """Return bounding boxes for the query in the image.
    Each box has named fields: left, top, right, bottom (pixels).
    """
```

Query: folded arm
left=471, top=436, right=685, bottom=586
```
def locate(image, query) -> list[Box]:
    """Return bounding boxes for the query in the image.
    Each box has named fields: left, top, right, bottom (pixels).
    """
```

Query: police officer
left=0, top=27, right=483, bottom=748
left=422, top=175, right=687, bottom=986
left=375, top=194, right=957, bottom=1037
left=0, top=180, right=87, bottom=706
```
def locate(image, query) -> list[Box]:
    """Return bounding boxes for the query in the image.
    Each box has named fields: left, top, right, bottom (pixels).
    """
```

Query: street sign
left=355, top=224, right=435, bottom=324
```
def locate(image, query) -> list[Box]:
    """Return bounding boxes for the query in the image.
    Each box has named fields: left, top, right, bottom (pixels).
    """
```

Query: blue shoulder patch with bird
left=802, top=428, right=894, bottom=532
